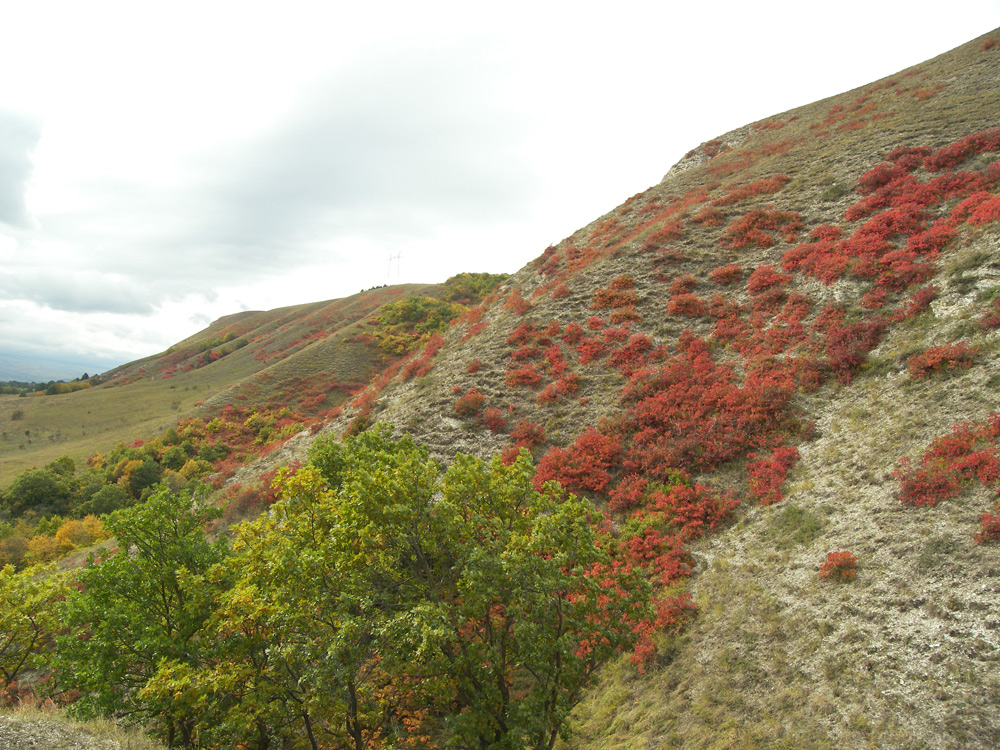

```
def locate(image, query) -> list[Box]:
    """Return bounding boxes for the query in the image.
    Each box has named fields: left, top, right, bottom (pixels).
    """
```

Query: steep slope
left=285, top=29, right=1000, bottom=748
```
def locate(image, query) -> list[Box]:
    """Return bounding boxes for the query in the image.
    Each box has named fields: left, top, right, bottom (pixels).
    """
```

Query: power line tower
left=387, top=252, right=401, bottom=284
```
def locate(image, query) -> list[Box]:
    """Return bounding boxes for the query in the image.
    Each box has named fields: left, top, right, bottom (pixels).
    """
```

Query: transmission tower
left=387, top=252, right=401, bottom=283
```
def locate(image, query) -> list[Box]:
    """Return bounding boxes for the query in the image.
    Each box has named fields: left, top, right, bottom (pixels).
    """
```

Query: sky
left=1, top=1, right=999, bottom=381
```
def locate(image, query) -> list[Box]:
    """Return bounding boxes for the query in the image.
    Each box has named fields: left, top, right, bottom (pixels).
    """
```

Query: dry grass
left=0, top=705, right=164, bottom=749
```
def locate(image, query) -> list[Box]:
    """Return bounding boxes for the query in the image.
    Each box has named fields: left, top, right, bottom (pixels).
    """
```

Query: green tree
left=421, top=451, right=651, bottom=749
left=374, top=296, right=466, bottom=356
left=0, top=563, right=68, bottom=685
left=77, top=483, right=130, bottom=517
left=118, top=458, right=162, bottom=500
left=142, top=571, right=318, bottom=750
left=55, top=485, right=228, bottom=747
left=442, top=271, right=510, bottom=305
left=2, top=469, right=72, bottom=517
left=45, top=455, right=76, bottom=476
left=170, top=427, right=651, bottom=749
left=160, top=445, right=189, bottom=471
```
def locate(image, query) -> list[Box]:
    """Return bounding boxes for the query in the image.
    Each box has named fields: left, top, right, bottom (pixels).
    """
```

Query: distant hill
left=0, top=349, right=121, bottom=383
left=0, top=275, right=505, bottom=484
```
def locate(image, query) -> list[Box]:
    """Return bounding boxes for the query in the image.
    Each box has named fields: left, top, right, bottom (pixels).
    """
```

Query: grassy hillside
left=297, top=28, right=1000, bottom=748
left=0, top=278, right=500, bottom=485
left=4, top=26, right=999, bottom=749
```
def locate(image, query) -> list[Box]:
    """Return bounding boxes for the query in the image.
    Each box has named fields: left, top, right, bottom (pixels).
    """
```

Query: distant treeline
left=1, top=374, right=101, bottom=397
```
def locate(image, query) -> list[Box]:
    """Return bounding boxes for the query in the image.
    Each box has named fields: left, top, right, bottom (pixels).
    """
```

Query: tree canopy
left=55, top=427, right=653, bottom=749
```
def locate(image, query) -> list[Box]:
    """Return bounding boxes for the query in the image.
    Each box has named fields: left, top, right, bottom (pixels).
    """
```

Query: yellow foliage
left=0, top=536, right=28, bottom=567
left=26, top=534, right=62, bottom=564
left=161, top=469, right=188, bottom=492
left=53, top=515, right=109, bottom=555
left=113, top=458, right=142, bottom=483
left=179, top=458, right=213, bottom=480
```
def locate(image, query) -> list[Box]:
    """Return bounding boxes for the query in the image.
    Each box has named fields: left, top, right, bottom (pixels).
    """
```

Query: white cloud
left=0, top=107, right=41, bottom=228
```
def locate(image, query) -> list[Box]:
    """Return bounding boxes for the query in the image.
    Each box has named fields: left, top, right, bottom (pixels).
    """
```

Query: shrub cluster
left=819, top=550, right=857, bottom=581
left=907, top=342, right=977, bottom=379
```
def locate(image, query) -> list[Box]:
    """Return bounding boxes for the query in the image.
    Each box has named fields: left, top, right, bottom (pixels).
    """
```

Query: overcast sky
left=1, top=1, right=999, bottom=380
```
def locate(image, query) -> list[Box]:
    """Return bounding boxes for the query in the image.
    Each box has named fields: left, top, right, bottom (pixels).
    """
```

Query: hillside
left=251, top=28, right=1000, bottom=748
left=4, top=26, right=1000, bottom=750
left=0, top=277, right=502, bottom=485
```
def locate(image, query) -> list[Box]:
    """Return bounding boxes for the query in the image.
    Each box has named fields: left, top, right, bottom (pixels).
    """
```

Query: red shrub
left=907, top=342, right=977, bottom=379
left=510, top=344, right=542, bottom=362
left=980, top=299, right=1000, bottom=330
left=535, top=383, right=560, bottom=405
left=709, top=264, right=742, bottom=284
left=608, top=474, right=649, bottom=511
left=602, top=326, right=631, bottom=344
left=466, top=359, right=482, bottom=373
left=642, top=220, right=684, bottom=250
left=975, top=511, right=1000, bottom=543
left=610, top=274, right=636, bottom=290
left=461, top=321, right=489, bottom=341
left=896, top=285, right=939, bottom=320
left=781, top=235, right=849, bottom=285
left=860, top=287, right=887, bottom=309
left=400, top=334, right=445, bottom=380
left=886, top=146, right=931, bottom=170
left=506, top=364, right=542, bottom=388
left=534, top=429, right=622, bottom=493
left=608, top=334, right=654, bottom=376
left=481, top=407, right=506, bottom=433
left=819, top=550, right=857, bottom=581
left=711, top=174, right=791, bottom=206
left=669, top=274, right=697, bottom=295
left=747, top=265, right=792, bottom=294
left=592, top=284, right=639, bottom=310
left=647, top=483, right=739, bottom=539
left=857, top=162, right=909, bottom=194
left=507, top=322, right=539, bottom=346
left=824, top=320, right=885, bottom=383
left=747, top=445, right=800, bottom=505
left=712, top=315, right=750, bottom=342
left=667, top=293, right=707, bottom=318
left=967, top=194, right=1000, bottom=226
left=510, top=420, right=545, bottom=448
left=454, top=389, right=486, bottom=417
left=925, top=127, right=1000, bottom=171
left=575, top=337, right=608, bottom=364
left=561, top=322, right=584, bottom=344
left=505, top=290, right=531, bottom=316
left=556, top=373, right=580, bottom=395
left=544, top=345, right=567, bottom=376
left=609, top=306, right=643, bottom=324
left=691, top=205, right=725, bottom=226
left=723, top=209, right=803, bottom=249
left=619, top=336, right=799, bottom=477
left=894, top=419, right=1000, bottom=507
left=906, top=221, right=955, bottom=256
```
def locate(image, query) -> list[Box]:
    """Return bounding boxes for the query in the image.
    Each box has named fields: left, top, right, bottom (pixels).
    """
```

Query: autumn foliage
left=819, top=550, right=857, bottom=581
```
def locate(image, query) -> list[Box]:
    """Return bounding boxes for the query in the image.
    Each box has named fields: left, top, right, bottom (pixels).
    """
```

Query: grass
left=562, top=561, right=854, bottom=749
left=0, top=283, right=454, bottom=486
left=0, top=705, right=165, bottom=749
left=767, top=503, right=826, bottom=549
